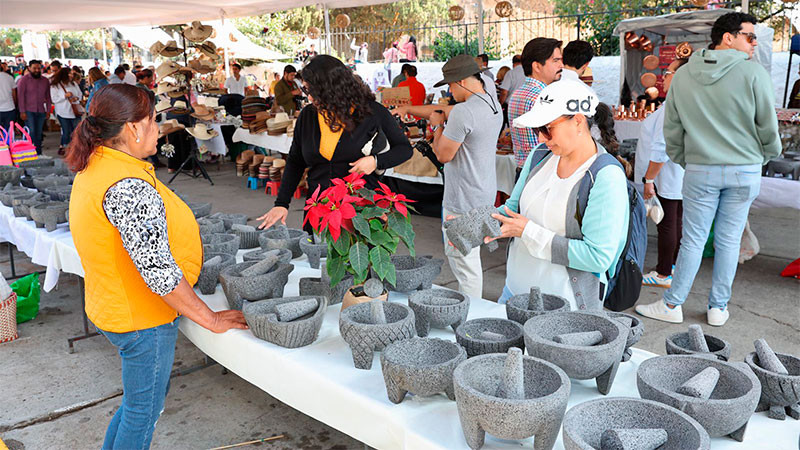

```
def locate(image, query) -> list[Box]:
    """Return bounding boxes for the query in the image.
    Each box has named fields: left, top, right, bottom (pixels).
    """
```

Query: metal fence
left=321, top=1, right=797, bottom=62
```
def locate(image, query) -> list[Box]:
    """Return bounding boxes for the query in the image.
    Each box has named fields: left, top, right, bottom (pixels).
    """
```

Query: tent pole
left=783, top=52, right=793, bottom=107
left=323, top=3, right=332, bottom=55
left=742, top=0, right=749, bottom=13
left=222, top=15, right=231, bottom=79
left=477, top=1, right=484, bottom=55
left=59, top=32, right=65, bottom=60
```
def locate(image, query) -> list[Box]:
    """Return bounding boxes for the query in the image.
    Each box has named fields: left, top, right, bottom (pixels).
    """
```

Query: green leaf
left=326, top=255, right=346, bottom=287
left=381, top=238, right=398, bottom=254
left=349, top=242, right=370, bottom=282
left=369, top=246, right=392, bottom=280
left=360, top=188, right=376, bottom=203
left=331, top=230, right=351, bottom=256
left=388, top=213, right=415, bottom=256
left=352, top=215, right=371, bottom=240
left=385, top=264, right=396, bottom=287
left=363, top=206, right=387, bottom=220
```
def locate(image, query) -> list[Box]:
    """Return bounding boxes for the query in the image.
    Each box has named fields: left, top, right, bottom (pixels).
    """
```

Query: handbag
left=0, top=125, right=12, bottom=166
left=8, top=121, right=38, bottom=165
left=62, top=84, right=85, bottom=117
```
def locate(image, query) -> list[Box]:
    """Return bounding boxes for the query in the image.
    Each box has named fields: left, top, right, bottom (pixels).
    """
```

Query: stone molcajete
left=505, top=287, right=569, bottom=325
left=562, top=397, right=710, bottom=450
left=745, top=339, right=800, bottom=421
left=455, top=318, right=524, bottom=357
left=197, top=217, right=225, bottom=236
left=208, top=212, right=248, bottom=230
left=0, top=167, right=24, bottom=186
left=524, top=312, right=626, bottom=395
left=196, top=252, right=236, bottom=295
left=219, top=259, right=294, bottom=311
left=44, top=185, right=72, bottom=201
left=453, top=348, right=570, bottom=450
left=380, top=337, right=466, bottom=403
left=259, top=226, right=308, bottom=259
left=202, top=233, right=240, bottom=257
left=666, top=324, right=731, bottom=361
left=606, top=311, right=644, bottom=362
left=407, top=288, right=469, bottom=337
left=230, top=223, right=263, bottom=249
left=242, top=296, right=328, bottom=348
left=29, top=202, right=69, bottom=232
left=187, top=202, right=212, bottom=218
left=298, top=235, right=327, bottom=269
left=13, top=192, right=49, bottom=220
left=443, top=205, right=502, bottom=257
left=242, top=247, right=292, bottom=264
left=373, top=255, right=443, bottom=292
left=637, top=354, right=761, bottom=441
left=299, top=262, right=354, bottom=305
left=338, top=300, right=416, bottom=370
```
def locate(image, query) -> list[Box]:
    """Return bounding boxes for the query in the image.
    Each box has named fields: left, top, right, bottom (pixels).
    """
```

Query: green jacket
left=273, top=78, right=296, bottom=114
left=664, top=48, right=780, bottom=167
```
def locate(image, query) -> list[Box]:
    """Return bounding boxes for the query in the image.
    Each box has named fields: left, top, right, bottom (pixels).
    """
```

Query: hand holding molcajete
left=485, top=207, right=529, bottom=243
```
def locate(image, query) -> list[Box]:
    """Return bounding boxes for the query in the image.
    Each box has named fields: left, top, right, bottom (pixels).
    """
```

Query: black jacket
left=275, top=101, right=412, bottom=208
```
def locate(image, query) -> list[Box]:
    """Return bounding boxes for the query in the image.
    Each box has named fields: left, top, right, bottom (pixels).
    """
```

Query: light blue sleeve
left=648, top=110, right=670, bottom=164
left=551, top=165, right=629, bottom=274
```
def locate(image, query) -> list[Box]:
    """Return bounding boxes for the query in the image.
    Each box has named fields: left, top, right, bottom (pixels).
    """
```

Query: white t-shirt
left=124, top=71, right=136, bottom=85
left=499, top=65, right=525, bottom=100
left=50, top=82, right=83, bottom=119
left=505, top=152, right=598, bottom=310
left=633, top=106, right=684, bottom=200
left=0, top=72, right=15, bottom=112
left=225, top=75, right=248, bottom=96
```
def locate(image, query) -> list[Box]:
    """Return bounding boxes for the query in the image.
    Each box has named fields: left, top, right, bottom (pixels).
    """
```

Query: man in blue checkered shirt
left=508, top=38, right=565, bottom=171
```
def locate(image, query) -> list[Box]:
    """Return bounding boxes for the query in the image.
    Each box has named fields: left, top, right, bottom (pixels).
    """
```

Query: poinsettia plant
left=304, top=172, right=416, bottom=287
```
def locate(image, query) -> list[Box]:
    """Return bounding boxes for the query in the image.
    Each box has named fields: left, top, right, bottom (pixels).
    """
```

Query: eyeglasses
left=735, top=31, right=757, bottom=44
left=534, top=115, right=573, bottom=140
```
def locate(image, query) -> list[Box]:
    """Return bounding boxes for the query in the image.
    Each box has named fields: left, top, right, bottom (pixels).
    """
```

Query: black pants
left=656, top=194, right=683, bottom=277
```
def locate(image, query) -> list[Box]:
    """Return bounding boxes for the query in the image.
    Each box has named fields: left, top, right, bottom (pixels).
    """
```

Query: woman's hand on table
left=349, top=156, right=377, bottom=175
left=257, top=206, right=288, bottom=230
left=485, top=207, right=529, bottom=243
left=208, top=310, right=249, bottom=333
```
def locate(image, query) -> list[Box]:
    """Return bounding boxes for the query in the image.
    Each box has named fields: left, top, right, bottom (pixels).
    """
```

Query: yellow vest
left=70, top=146, right=202, bottom=333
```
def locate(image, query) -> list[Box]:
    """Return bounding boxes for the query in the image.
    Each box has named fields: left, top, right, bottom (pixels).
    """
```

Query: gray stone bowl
left=6, top=191, right=38, bottom=214
left=666, top=330, right=731, bottom=361
left=18, top=159, right=54, bottom=170
left=196, top=252, right=236, bottom=295
left=637, top=355, right=761, bottom=440
left=523, top=312, right=627, bottom=395
left=242, top=296, right=327, bottom=348
left=299, top=274, right=354, bottom=305
left=242, top=248, right=292, bottom=264
left=19, top=177, right=35, bottom=189
left=44, top=185, right=72, bottom=201
left=197, top=217, right=225, bottom=235
left=29, top=201, right=69, bottom=231
left=606, top=311, right=644, bottom=362
left=219, top=261, right=294, bottom=310
left=209, top=212, right=248, bottom=230
left=201, top=233, right=240, bottom=257
left=373, top=255, right=443, bottom=293
left=32, top=175, right=71, bottom=192
left=25, top=166, right=66, bottom=177
left=259, top=228, right=308, bottom=259
left=299, top=236, right=327, bottom=269
left=381, top=337, right=467, bottom=403
left=0, top=167, right=24, bottom=186
left=231, top=227, right=264, bottom=249
left=505, top=291, right=570, bottom=325
left=187, top=202, right=212, bottom=218
left=407, top=288, right=469, bottom=337
left=339, top=301, right=417, bottom=370
left=563, top=397, right=710, bottom=450
left=14, top=193, right=50, bottom=220
left=455, top=318, right=525, bottom=358
left=453, top=349, right=571, bottom=450
left=745, top=351, right=800, bottom=421
left=0, top=186, right=32, bottom=207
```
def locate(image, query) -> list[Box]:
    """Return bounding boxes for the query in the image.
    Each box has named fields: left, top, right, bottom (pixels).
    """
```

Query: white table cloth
left=495, top=153, right=517, bottom=195
left=753, top=177, right=800, bottom=210
left=195, top=123, right=227, bottom=156
left=232, top=128, right=292, bottom=154
left=383, top=168, right=443, bottom=185
left=181, top=256, right=796, bottom=450
left=614, top=120, right=643, bottom=142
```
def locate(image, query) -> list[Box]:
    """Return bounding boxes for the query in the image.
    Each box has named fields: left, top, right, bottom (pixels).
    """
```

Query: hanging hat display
left=307, top=27, right=320, bottom=39
left=156, top=60, right=182, bottom=80
left=183, top=21, right=214, bottom=43
left=94, top=41, right=102, bottom=51
left=54, top=42, right=62, bottom=50
left=449, top=5, right=465, bottom=21
left=186, top=123, right=219, bottom=140
left=335, top=14, right=351, bottom=28
left=61, top=40, right=70, bottom=49
left=495, top=1, right=514, bottom=18
left=151, top=40, right=184, bottom=58
left=188, top=58, right=216, bottom=74
left=155, top=83, right=179, bottom=96
left=196, top=41, right=220, bottom=60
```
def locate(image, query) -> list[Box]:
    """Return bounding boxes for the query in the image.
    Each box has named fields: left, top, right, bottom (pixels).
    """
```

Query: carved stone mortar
left=443, top=205, right=502, bottom=257
left=29, top=202, right=69, bottom=231
left=339, top=300, right=416, bottom=370
left=201, top=233, right=240, bottom=257
left=407, top=288, right=469, bottom=337
left=242, top=296, right=327, bottom=348
left=666, top=324, right=731, bottom=361
left=505, top=287, right=569, bottom=325
left=299, top=235, right=327, bottom=269
left=380, top=337, right=466, bottom=403
left=455, top=318, right=524, bottom=358
left=219, top=261, right=294, bottom=311
left=745, top=342, right=800, bottom=420
left=606, top=311, right=644, bottom=362
left=196, top=252, right=236, bottom=295
left=259, top=227, right=308, bottom=259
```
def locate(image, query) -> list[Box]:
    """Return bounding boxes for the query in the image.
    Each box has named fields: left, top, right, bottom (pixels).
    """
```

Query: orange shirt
left=398, top=76, right=426, bottom=106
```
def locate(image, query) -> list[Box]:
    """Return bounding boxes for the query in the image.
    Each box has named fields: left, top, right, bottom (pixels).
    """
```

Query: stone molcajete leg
left=596, top=359, right=620, bottom=396
left=383, top=373, right=407, bottom=404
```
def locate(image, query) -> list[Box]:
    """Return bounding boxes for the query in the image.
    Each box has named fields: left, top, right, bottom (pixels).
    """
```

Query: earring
left=135, top=134, right=140, bottom=143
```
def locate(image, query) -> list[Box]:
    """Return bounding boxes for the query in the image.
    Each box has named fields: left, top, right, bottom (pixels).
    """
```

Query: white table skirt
left=232, top=128, right=292, bottom=154
left=383, top=168, right=443, bottom=185
left=614, top=120, right=643, bottom=142
left=181, top=256, right=796, bottom=450
left=195, top=123, right=227, bottom=156
left=753, top=176, right=800, bottom=210
left=495, top=153, right=517, bottom=195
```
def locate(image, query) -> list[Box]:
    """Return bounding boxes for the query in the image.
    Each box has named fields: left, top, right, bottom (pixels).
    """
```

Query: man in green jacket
left=636, top=12, right=780, bottom=327
left=273, top=65, right=300, bottom=114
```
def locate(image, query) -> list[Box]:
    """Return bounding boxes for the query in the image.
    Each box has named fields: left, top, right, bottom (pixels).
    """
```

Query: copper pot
left=645, top=87, right=660, bottom=100
left=676, top=42, right=693, bottom=59
left=639, top=36, right=654, bottom=52
left=641, top=73, right=657, bottom=88
left=643, top=55, right=660, bottom=71
left=625, top=32, right=641, bottom=50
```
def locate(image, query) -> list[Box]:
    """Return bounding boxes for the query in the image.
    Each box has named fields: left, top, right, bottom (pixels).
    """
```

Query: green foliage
left=233, top=14, right=302, bottom=58
left=332, top=0, right=454, bottom=29
left=553, top=0, right=655, bottom=56
left=0, top=28, right=108, bottom=60
left=433, top=27, right=503, bottom=62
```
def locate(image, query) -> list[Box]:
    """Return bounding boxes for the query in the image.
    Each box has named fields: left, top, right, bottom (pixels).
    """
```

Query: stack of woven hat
left=267, top=113, right=292, bottom=136
left=249, top=154, right=265, bottom=178
left=241, top=96, right=268, bottom=130
left=259, top=156, right=276, bottom=181
left=249, top=111, right=270, bottom=135
left=270, top=159, right=286, bottom=181
left=236, top=150, right=255, bottom=177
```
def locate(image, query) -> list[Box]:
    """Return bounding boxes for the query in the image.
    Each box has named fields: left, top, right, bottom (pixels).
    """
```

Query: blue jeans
left=497, top=285, right=513, bottom=305
left=23, top=111, right=47, bottom=154
left=663, top=164, right=761, bottom=310
left=98, top=317, right=180, bottom=450
left=0, top=109, right=15, bottom=134
left=56, top=115, right=80, bottom=147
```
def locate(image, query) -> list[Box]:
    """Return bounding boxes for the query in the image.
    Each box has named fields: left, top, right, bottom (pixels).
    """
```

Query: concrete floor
left=1, top=132, right=798, bottom=449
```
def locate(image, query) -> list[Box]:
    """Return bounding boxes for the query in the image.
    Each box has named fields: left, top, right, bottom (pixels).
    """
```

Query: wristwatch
left=641, top=176, right=655, bottom=184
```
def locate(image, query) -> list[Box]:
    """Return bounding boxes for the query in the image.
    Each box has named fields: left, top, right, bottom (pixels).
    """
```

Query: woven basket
left=0, top=293, right=18, bottom=343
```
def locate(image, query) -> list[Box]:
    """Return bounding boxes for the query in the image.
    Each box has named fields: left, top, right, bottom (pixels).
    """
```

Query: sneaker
left=642, top=271, right=672, bottom=288
left=635, top=300, right=684, bottom=324
left=707, top=307, right=730, bottom=327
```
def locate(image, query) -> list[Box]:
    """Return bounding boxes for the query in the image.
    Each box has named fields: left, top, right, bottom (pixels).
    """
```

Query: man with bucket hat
left=393, top=54, right=503, bottom=299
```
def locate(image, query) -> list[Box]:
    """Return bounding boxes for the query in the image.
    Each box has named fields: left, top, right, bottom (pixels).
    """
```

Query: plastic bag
left=739, top=220, right=760, bottom=264
left=11, top=272, right=40, bottom=323
left=644, top=195, right=664, bottom=224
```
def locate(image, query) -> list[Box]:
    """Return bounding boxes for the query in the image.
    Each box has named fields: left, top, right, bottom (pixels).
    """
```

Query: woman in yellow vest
left=66, top=84, right=247, bottom=449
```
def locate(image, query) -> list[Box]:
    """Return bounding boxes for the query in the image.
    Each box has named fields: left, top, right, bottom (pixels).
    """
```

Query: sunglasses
left=735, top=31, right=757, bottom=44
left=534, top=115, right=572, bottom=140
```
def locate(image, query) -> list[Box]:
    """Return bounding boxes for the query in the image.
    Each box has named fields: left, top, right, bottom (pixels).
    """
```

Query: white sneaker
left=707, top=307, right=730, bottom=327
left=642, top=270, right=672, bottom=288
left=635, top=300, right=684, bottom=324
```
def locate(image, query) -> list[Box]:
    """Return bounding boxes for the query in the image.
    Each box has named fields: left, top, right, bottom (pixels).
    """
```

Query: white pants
left=442, top=208, right=483, bottom=299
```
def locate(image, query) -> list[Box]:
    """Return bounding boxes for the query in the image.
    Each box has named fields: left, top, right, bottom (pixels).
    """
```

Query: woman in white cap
left=489, top=80, right=630, bottom=311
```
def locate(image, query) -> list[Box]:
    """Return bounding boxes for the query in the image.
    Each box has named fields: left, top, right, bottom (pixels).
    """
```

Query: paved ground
left=1, top=132, right=798, bottom=449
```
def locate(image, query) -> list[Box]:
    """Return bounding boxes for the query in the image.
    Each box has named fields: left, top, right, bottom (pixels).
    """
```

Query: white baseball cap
left=513, top=80, right=599, bottom=129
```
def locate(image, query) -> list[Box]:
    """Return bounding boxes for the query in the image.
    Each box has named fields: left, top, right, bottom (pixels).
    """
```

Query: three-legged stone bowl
left=505, top=287, right=569, bottom=325
left=219, top=261, right=294, bottom=311
left=455, top=318, right=524, bottom=357
left=745, top=345, right=800, bottom=420
left=299, top=235, right=327, bottom=269
left=29, top=202, right=69, bottom=232
left=259, top=227, right=308, bottom=259
left=339, top=300, right=416, bottom=370
left=377, top=255, right=443, bottom=292
left=606, top=311, right=644, bottom=362
left=380, top=337, right=466, bottom=403
left=196, top=252, right=236, bottom=295
left=666, top=324, right=731, bottom=361
left=407, top=288, right=469, bottom=337
left=202, top=233, right=240, bottom=257
left=242, top=248, right=292, bottom=264
left=242, top=296, right=327, bottom=348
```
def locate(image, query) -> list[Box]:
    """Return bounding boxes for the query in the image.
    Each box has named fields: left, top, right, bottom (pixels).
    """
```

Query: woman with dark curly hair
left=258, top=55, right=412, bottom=230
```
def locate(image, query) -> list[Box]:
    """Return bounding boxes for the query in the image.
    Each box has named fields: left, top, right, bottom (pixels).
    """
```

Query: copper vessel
left=641, top=73, right=657, bottom=88
left=639, top=36, right=654, bottom=52
left=643, top=55, right=660, bottom=71
left=676, top=42, right=693, bottom=59
left=625, top=32, right=641, bottom=50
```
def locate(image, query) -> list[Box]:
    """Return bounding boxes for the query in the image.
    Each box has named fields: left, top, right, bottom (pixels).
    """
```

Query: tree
left=553, top=0, right=656, bottom=56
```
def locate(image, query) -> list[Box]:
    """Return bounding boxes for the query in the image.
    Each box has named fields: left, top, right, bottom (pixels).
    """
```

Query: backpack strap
left=523, top=144, right=553, bottom=185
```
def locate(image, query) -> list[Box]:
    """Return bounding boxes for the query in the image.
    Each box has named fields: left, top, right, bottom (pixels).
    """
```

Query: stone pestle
left=496, top=347, right=525, bottom=400
left=480, top=330, right=506, bottom=341
left=275, top=298, right=319, bottom=322
left=553, top=331, right=604, bottom=346
left=528, top=287, right=543, bottom=311
left=240, top=254, right=280, bottom=277
left=370, top=300, right=387, bottom=325
left=754, top=338, right=788, bottom=374
left=687, top=324, right=710, bottom=353
left=600, top=428, right=668, bottom=450
left=676, top=366, right=720, bottom=400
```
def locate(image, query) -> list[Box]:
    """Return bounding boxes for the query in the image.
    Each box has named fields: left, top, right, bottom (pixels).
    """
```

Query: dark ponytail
left=591, top=102, right=632, bottom=178
left=66, top=84, right=155, bottom=172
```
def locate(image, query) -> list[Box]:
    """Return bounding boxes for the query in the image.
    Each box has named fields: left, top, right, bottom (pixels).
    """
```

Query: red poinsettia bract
left=373, top=181, right=415, bottom=217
